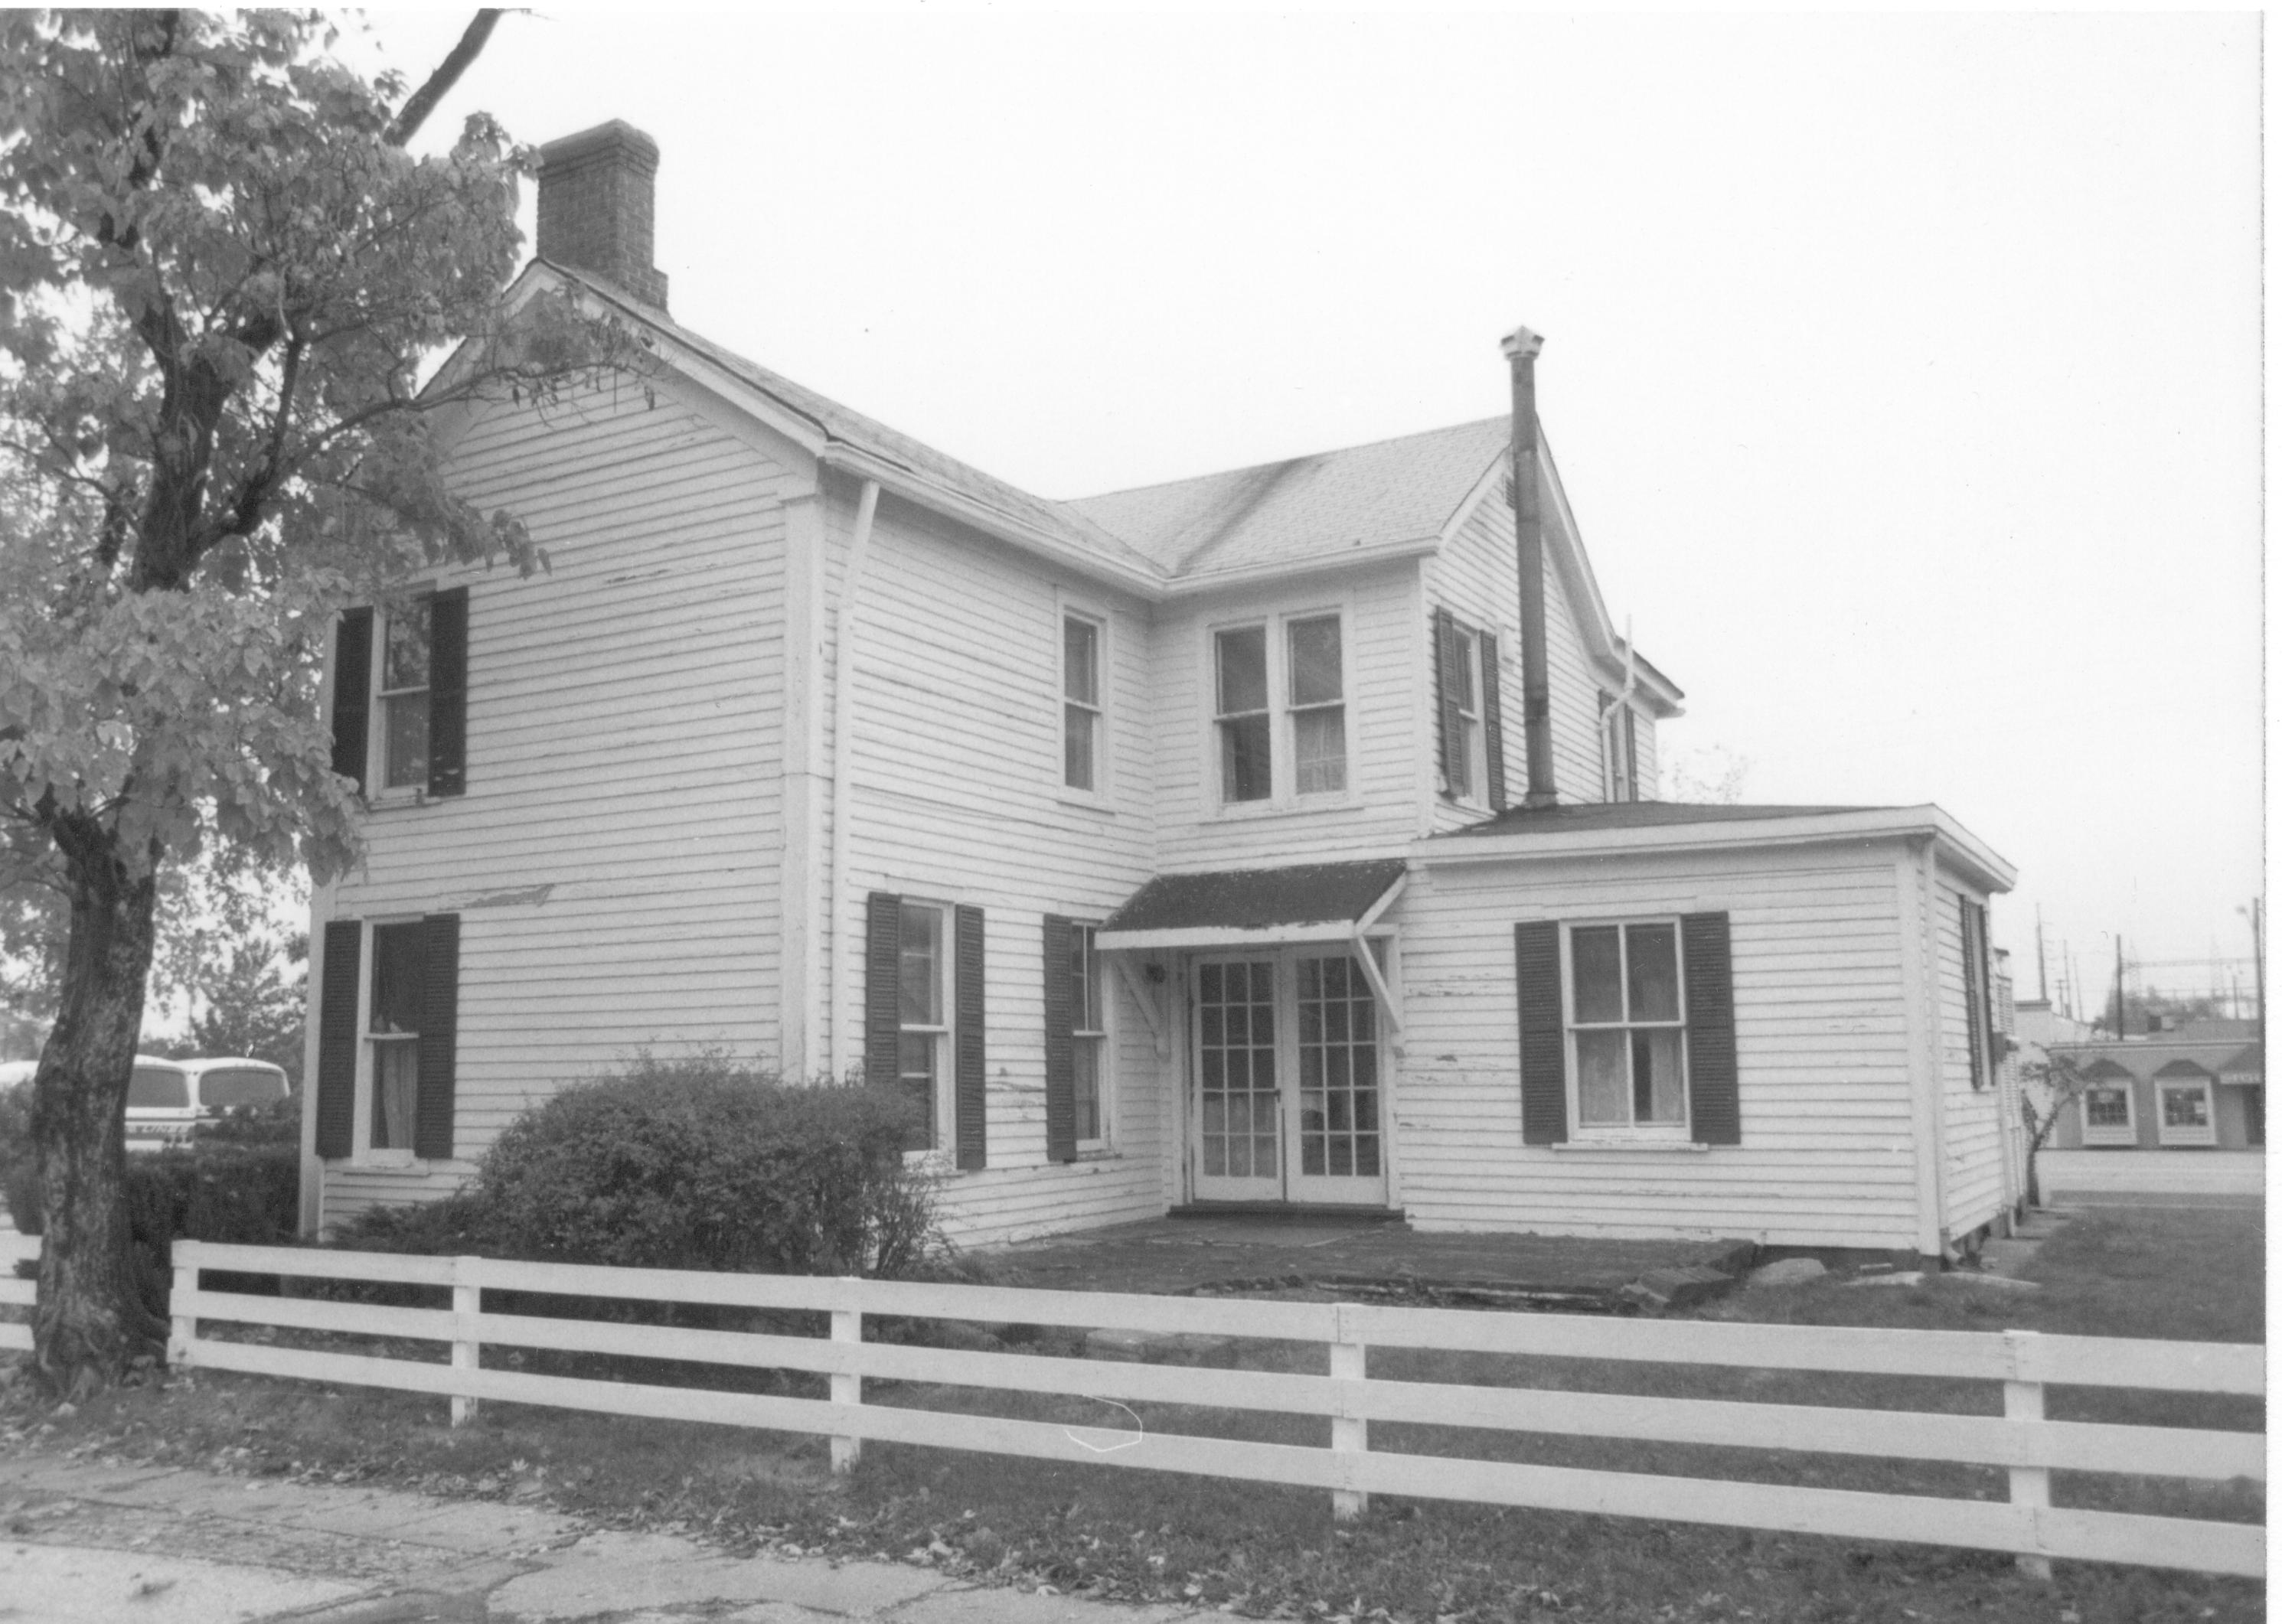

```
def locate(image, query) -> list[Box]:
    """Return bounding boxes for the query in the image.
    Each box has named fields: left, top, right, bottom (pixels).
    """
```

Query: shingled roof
left=548, top=264, right=1519, bottom=589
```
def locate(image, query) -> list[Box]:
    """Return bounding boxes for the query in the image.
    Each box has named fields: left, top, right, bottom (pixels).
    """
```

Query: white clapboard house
left=301, top=121, right=2019, bottom=1262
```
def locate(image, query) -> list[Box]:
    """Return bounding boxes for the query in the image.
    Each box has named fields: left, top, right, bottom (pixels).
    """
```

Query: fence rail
left=0, top=1236, right=2265, bottom=1577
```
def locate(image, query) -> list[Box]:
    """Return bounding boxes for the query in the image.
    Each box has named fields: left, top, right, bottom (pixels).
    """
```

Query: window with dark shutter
left=427, top=587, right=468, bottom=798
left=1479, top=629, right=1507, bottom=810
left=954, top=905, right=987, bottom=1170
left=330, top=609, right=373, bottom=794
left=1682, top=911, right=1740, bottom=1144
left=1515, top=921, right=1566, bottom=1143
left=314, top=919, right=362, bottom=1159
left=1959, top=898, right=1991, bottom=1090
left=1042, top=915, right=1076, bottom=1163
left=414, top=914, right=459, bottom=1159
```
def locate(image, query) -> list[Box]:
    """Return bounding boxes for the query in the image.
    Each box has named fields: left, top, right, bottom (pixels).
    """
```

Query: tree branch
left=384, top=11, right=504, bottom=148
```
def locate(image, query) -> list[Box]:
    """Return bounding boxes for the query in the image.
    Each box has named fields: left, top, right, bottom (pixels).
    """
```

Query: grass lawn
left=2, top=1205, right=2262, bottom=1624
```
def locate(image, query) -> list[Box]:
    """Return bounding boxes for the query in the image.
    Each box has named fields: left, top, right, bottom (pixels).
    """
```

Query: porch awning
left=1095, top=859, right=1408, bottom=952
left=2218, top=1044, right=2263, bottom=1086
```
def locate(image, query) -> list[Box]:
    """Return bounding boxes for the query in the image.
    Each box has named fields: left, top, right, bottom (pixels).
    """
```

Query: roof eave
left=1154, top=536, right=1443, bottom=599
left=1412, top=804, right=2017, bottom=892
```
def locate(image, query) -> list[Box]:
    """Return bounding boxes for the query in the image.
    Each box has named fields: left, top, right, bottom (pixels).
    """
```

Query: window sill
left=1549, top=1138, right=1711, bottom=1154
left=1206, top=796, right=1366, bottom=825
left=2156, top=1132, right=2217, bottom=1149
left=364, top=789, right=431, bottom=813
left=1055, top=792, right=1118, bottom=817
left=335, top=1157, right=434, bottom=1174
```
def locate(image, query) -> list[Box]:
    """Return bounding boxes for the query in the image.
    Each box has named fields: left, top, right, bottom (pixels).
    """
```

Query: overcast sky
left=361, top=8, right=2263, bottom=1006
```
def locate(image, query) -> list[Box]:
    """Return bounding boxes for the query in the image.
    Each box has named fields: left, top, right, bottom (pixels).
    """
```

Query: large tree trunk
left=31, top=815, right=167, bottom=1396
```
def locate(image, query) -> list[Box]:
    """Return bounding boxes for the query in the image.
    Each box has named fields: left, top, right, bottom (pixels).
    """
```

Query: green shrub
left=189, top=1090, right=302, bottom=1149
left=5, top=1140, right=299, bottom=1248
left=466, top=1058, right=938, bottom=1277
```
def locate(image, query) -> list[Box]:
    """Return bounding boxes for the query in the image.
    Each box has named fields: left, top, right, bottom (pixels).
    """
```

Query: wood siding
left=1396, top=844, right=1924, bottom=1248
left=1932, top=864, right=2008, bottom=1241
left=830, top=494, right=1170, bottom=1244
left=315, top=376, right=797, bottom=1228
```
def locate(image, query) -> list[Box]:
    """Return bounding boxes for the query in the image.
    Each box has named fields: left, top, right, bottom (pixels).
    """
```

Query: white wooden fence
left=0, top=1235, right=2264, bottom=1578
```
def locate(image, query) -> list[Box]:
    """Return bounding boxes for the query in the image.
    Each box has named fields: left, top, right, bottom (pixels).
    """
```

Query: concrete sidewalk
left=0, top=1451, right=1209, bottom=1623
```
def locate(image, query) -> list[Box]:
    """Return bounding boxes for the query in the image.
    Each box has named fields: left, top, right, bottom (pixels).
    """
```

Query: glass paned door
left=1190, top=952, right=1391, bottom=1207
left=1193, top=960, right=1281, bottom=1200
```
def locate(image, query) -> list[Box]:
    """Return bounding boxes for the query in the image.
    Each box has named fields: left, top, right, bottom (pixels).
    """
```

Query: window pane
left=1288, top=616, right=1343, bottom=706
left=1063, top=616, right=1099, bottom=706
left=382, top=605, right=430, bottom=690
left=899, top=905, right=941, bottom=1024
left=2086, top=1088, right=2130, bottom=1127
left=1571, top=928, right=1624, bottom=1023
left=1071, top=925, right=1100, bottom=1032
left=1063, top=704, right=1095, bottom=791
left=1634, top=1029, right=1686, bottom=1124
left=1221, top=714, right=1272, bottom=801
left=128, top=1066, right=189, bottom=1109
left=373, top=1040, right=419, bottom=1149
left=371, top=923, right=425, bottom=1035
left=2162, top=1086, right=2209, bottom=1127
left=1626, top=924, right=1681, bottom=1022
left=200, top=1068, right=287, bottom=1110
left=1293, top=707, right=1347, bottom=794
left=1576, top=1030, right=1628, bottom=1124
left=1216, top=625, right=1268, bottom=716
left=383, top=693, right=428, bottom=790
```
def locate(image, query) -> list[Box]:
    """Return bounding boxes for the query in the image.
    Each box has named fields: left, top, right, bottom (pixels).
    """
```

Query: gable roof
left=513, top=265, right=1677, bottom=699
left=1064, top=419, right=1513, bottom=581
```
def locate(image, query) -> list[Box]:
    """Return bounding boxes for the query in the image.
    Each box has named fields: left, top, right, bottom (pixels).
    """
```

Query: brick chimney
left=1501, top=324, right=1556, bottom=808
left=535, top=120, right=668, bottom=311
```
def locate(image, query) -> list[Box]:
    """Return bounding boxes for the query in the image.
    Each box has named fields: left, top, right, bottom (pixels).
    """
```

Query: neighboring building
left=2046, top=1025, right=2264, bottom=1153
left=299, top=121, right=2019, bottom=1262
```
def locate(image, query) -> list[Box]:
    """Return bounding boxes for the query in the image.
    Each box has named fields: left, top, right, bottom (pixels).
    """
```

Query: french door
left=1190, top=951, right=1388, bottom=1205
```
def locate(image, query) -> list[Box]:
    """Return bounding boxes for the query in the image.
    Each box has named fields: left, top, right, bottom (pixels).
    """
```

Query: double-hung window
left=1069, top=923, right=1106, bottom=1145
left=2081, top=1078, right=2135, bottom=1146
left=1447, top=625, right=1483, bottom=802
left=1063, top=612, right=1104, bottom=794
left=378, top=600, right=432, bottom=791
left=312, top=913, right=459, bottom=1166
left=1566, top=920, right=1689, bottom=1135
left=1601, top=694, right=1639, bottom=803
left=1212, top=612, right=1347, bottom=806
left=897, top=902, right=950, bottom=1148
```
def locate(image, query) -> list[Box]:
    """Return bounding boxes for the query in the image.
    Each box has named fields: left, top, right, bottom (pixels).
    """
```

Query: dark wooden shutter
left=1478, top=630, right=1507, bottom=810
left=331, top=608, right=372, bottom=793
left=864, top=892, right=923, bottom=1150
left=1433, top=607, right=1463, bottom=798
left=1959, top=898, right=1989, bottom=1090
left=1515, top=921, right=1566, bottom=1144
left=427, top=587, right=469, bottom=798
left=1042, top=915, right=1077, bottom=1163
left=413, top=914, right=459, bottom=1159
left=1683, top=911, right=1740, bottom=1145
left=314, top=919, right=362, bottom=1159
left=953, top=905, right=987, bottom=1171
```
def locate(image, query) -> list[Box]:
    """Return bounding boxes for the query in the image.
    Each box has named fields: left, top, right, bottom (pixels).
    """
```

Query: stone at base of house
left=1744, top=1257, right=1828, bottom=1290
left=1083, top=1327, right=1236, bottom=1365
left=1618, top=1264, right=1738, bottom=1313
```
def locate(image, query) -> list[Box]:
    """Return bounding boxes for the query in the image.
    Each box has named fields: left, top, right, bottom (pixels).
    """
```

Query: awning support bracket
left=1114, top=954, right=1172, bottom=1058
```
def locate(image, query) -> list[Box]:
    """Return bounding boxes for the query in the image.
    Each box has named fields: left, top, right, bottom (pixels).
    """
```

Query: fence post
left=1330, top=1306, right=1368, bottom=1521
left=450, top=1256, right=482, bottom=1429
left=2003, top=1328, right=2051, bottom=1580
left=167, top=1241, right=198, bottom=1371
left=830, top=1296, right=863, bottom=1474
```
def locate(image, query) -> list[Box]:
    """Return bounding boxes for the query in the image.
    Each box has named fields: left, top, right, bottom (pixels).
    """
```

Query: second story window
left=1063, top=613, right=1102, bottom=792
left=379, top=601, right=432, bottom=791
left=1216, top=625, right=1272, bottom=803
left=1446, top=625, right=1481, bottom=802
left=1601, top=694, right=1639, bottom=803
left=1287, top=615, right=1347, bottom=795
left=1214, top=612, right=1349, bottom=807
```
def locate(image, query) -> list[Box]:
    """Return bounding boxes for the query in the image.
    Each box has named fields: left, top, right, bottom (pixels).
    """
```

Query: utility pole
left=2036, top=907, right=2049, bottom=1003
left=2111, top=937, right=2126, bottom=1038
left=2245, top=899, right=2264, bottom=1042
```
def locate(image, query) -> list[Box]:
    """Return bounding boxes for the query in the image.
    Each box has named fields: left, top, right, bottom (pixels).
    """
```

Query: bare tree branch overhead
left=384, top=10, right=505, bottom=148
